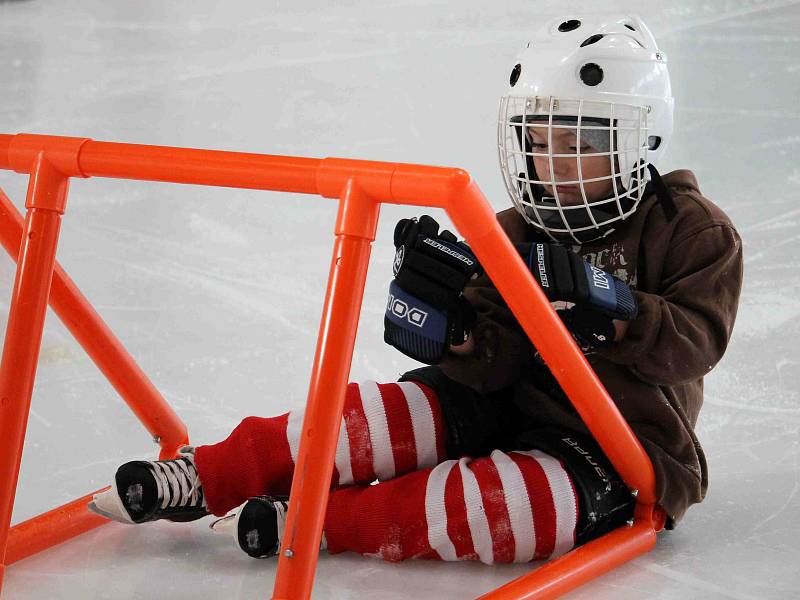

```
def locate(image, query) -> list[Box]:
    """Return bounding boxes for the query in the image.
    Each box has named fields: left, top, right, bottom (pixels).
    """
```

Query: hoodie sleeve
left=435, top=208, right=536, bottom=393
left=437, top=276, right=535, bottom=394
left=596, top=222, right=743, bottom=385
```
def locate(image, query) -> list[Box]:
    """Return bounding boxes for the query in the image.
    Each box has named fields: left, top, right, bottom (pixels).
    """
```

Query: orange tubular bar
left=453, top=190, right=655, bottom=502
left=0, top=187, right=188, bottom=459
left=274, top=179, right=381, bottom=600
left=5, top=489, right=110, bottom=565
left=0, top=133, right=662, bottom=600
left=479, top=518, right=657, bottom=600
left=0, top=154, right=71, bottom=586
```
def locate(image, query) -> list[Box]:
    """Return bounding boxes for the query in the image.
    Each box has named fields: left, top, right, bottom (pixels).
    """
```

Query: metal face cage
left=498, top=96, right=649, bottom=244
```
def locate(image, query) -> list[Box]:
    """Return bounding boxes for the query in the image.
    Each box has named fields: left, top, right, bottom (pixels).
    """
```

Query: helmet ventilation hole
left=580, top=34, right=604, bottom=47
left=510, top=63, right=522, bottom=86
left=558, top=19, right=581, bottom=32
left=648, top=136, right=662, bottom=150
left=579, top=63, right=604, bottom=86
left=624, top=23, right=636, bottom=31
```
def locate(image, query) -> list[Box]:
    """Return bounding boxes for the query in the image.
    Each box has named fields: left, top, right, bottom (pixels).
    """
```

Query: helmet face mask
left=498, top=15, right=673, bottom=244
left=498, top=95, right=649, bottom=244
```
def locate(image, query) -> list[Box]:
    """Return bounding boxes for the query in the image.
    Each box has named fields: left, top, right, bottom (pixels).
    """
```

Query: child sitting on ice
left=90, top=14, right=742, bottom=563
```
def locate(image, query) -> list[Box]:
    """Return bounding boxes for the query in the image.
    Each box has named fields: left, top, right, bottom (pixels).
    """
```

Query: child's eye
left=570, top=145, right=594, bottom=152
left=531, top=142, right=548, bottom=149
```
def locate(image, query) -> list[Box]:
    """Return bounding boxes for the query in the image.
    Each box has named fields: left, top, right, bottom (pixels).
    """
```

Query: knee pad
left=516, top=428, right=635, bottom=545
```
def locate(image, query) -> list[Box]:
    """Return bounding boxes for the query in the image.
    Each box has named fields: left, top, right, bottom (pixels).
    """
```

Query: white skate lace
left=152, top=457, right=205, bottom=510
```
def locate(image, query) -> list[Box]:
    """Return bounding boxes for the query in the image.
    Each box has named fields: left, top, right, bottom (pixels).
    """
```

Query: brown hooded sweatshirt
left=438, top=169, right=743, bottom=527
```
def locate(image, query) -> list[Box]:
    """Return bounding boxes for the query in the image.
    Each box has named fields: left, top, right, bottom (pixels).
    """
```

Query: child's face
left=528, top=126, right=614, bottom=205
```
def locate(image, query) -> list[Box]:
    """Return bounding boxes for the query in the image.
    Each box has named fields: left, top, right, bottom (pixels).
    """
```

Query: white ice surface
left=0, top=1, right=798, bottom=598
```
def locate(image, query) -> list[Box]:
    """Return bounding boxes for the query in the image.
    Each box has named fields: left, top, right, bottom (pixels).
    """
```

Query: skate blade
left=87, top=483, right=137, bottom=524
left=209, top=513, right=237, bottom=535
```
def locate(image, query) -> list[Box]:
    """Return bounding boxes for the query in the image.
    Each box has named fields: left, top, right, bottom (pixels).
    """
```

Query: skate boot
left=210, top=496, right=293, bottom=558
left=88, top=446, right=209, bottom=524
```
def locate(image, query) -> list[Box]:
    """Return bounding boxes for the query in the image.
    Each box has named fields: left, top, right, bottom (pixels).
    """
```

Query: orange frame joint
left=0, top=133, right=663, bottom=600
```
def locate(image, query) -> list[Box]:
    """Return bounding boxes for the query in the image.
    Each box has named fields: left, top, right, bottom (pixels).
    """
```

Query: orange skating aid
left=0, top=133, right=664, bottom=599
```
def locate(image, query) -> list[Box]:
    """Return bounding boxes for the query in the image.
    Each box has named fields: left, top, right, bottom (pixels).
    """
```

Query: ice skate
left=88, top=446, right=209, bottom=524
left=210, top=496, right=291, bottom=558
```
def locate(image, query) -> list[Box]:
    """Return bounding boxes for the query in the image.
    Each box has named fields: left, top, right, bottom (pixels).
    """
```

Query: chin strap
left=645, top=164, right=678, bottom=221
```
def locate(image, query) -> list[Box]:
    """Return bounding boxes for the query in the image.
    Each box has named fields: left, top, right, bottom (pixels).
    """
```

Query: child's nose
left=551, top=156, right=576, bottom=179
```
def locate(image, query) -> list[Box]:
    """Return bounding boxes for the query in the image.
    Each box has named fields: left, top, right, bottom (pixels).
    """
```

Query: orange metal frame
left=0, top=133, right=664, bottom=599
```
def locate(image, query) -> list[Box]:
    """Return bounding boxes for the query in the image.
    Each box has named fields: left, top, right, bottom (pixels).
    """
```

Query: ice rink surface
left=0, top=0, right=798, bottom=598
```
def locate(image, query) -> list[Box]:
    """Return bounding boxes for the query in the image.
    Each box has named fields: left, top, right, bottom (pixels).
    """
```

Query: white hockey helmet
left=498, top=14, right=674, bottom=243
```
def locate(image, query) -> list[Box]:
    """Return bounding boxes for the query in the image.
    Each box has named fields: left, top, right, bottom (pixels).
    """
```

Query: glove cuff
left=385, top=280, right=449, bottom=364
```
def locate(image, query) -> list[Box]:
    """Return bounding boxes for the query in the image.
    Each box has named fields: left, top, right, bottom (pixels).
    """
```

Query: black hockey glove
left=517, top=242, right=637, bottom=348
left=558, top=306, right=619, bottom=349
left=384, top=215, right=482, bottom=364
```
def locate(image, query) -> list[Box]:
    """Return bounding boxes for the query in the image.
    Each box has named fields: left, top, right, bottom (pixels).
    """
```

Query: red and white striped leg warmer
left=324, top=449, right=579, bottom=564
left=193, top=380, right=446, bottom=515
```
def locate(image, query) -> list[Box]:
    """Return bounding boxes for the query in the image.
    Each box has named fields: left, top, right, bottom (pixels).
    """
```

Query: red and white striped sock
left=324, top=449, right=579, bottom=563
left=193, top=380, right=446, bottom=515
